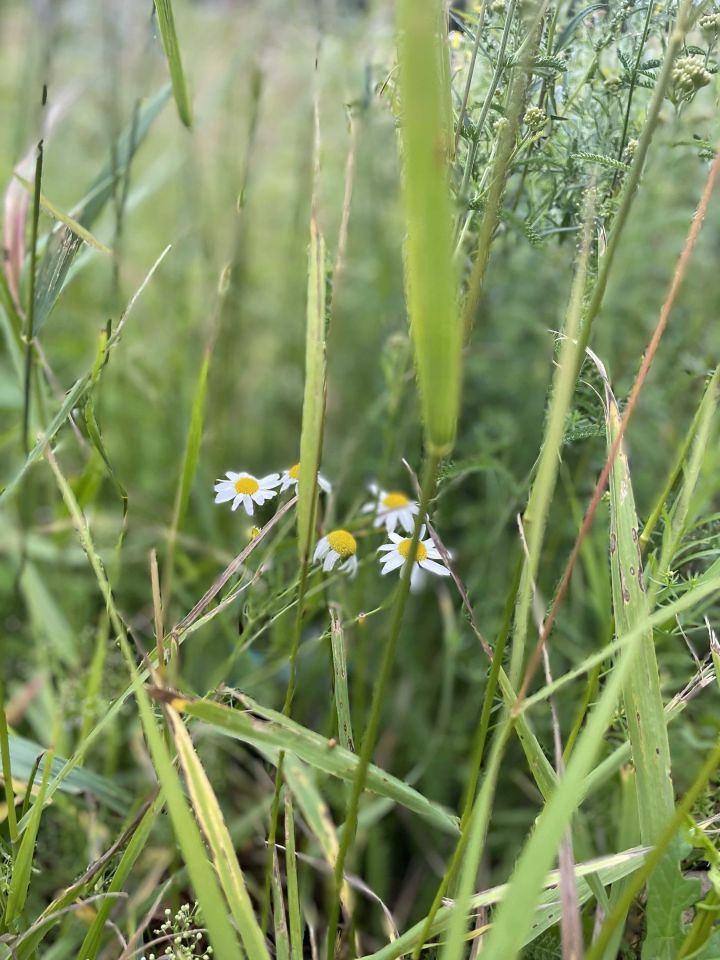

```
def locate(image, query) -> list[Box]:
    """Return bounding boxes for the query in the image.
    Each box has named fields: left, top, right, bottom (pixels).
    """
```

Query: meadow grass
left=2, top=2, right=720, bottom=959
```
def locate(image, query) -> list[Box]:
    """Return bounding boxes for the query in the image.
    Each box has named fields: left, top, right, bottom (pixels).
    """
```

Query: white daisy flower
left=313, top=528, right=358, bottom=577
left=378, top=525, right=451, bottom=591
left=279, top=462, right=332, bottom=495
left=361, top=483, right=419, bottom=534
left=213, top=471, right=280, bottom=516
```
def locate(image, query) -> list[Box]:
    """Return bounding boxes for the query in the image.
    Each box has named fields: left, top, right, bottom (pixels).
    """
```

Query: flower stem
left=324, top=452, right=440, bottom=960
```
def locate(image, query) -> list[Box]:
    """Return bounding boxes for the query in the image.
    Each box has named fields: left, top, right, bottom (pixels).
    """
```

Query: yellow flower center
left=326, top=529, right=357, bottom=558
left=288, top=463, right=301, bottom=480
left=382, top=491, right=410, bottom=510
left=398, top=539, right=427, bottom=562
left=234, top=476, right=259, bottom=495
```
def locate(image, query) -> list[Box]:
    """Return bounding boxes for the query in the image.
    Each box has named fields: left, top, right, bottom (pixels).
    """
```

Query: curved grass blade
left=158, top=693, right=459, bottom=836
left=7, top=732, right=129, bottom=811
left=359, top=848, right=648, bottom=960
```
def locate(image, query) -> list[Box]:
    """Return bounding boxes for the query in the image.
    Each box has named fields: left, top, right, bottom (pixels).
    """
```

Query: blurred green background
left=2, top=0, right=720, bottom=946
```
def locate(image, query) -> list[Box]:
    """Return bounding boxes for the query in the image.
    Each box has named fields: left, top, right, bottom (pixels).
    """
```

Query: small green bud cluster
left=672, top=55, right=712, bottom=100
left=524, top=106, right=547, bottom=131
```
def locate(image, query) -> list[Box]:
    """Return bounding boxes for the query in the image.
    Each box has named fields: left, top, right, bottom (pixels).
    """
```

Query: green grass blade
left=605, top=384, right=697, bottom=957
left=297, top=214, right=326, bottom=562
left=0, top=373, right=90, bottom=504
left=284, top=793, right=303, bottom=960
left=153, top=0, right=193, bottom=127
left=272, top=848, right=290, bottom=960
left=3, top=750, right=52, bottom=928
left=77, top=793, right=165, bottom=960
left=329, top=609, right=354, bottom=752
left=169, top=693, right=458, bottom=835
left=44, top=446, right=245, bottom=960
left=282, top=753, right=353, bottom=917
left=165, top=703, right=271, bottom=960
left=7, top=732, right=129, bottom=811
left=359, top=847, right=648, bottom=960
left=396, top=0, right=460, bottom=455
left=653, top=365, right=720, bottom=592
left=0, top=685, right=17, bottom=843
left=19, top=561, right=79, bottom=668
left=32, top=86, right=170, bottom=333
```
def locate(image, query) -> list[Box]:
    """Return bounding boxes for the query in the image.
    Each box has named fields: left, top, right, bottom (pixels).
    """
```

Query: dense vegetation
left=2, top=1, right=720, bottom=958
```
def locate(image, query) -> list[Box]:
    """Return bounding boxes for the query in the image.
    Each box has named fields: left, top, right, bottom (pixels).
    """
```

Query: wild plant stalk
left=324, top=452, right=440, bottom=960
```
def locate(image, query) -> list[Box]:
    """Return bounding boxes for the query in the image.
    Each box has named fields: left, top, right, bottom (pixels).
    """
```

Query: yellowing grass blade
left=165, top=705, right=271, bottom=960
left=13, top=174, right=111, bottom=253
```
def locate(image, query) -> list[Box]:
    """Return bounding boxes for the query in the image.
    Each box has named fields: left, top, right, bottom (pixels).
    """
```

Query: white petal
left=386, top=512, right=397, bottom=534
left=368, top=483, right=380, bottom=496
left=372, top=515, right=385, bottom=528
left=318, top=475, right=332, bottom=494
left=323, top=550, right=338, bottom=572
left=341, top=556, right=358, bottom=578
left=260, top=473, right=280, bottom=488
left=214, top=489, right=235, bottom=503
left=231, top=496, right=243, bottom=512
left=419, top=559, right=451, bottom=577
left=388, top=532, right=403, bottom=544
left=377, top=543, right=396, bottom=553
left=399, top=510, right=415, bottom=533
left=380, top=553, right=404, bottom=574
left=360, top=502, right=375, bottom=514
left=225, top=471, right=240, bottom=481
left=243, top=496, right=254, bottom=516
left=410, top=566, right=425, bottom=592
left=418, top=524, right=426, bottom=539
left=313, top=538, right=328, bottom=562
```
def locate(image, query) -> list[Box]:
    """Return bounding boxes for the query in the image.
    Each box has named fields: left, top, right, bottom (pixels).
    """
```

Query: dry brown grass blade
left=172, top=494, right=297, bottom=636
left=513, top=148, right=720, bottom=711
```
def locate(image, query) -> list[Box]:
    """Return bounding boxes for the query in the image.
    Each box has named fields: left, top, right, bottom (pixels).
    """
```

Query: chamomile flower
left=279, top=462, right=332, bottom=494
left=313, top=529, right=358, bottom=577
left=378, top=525, right=451, bottom=591
left=213, top=471, right=280, bottom=516
left=361, top=483, right=419, bottom=534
